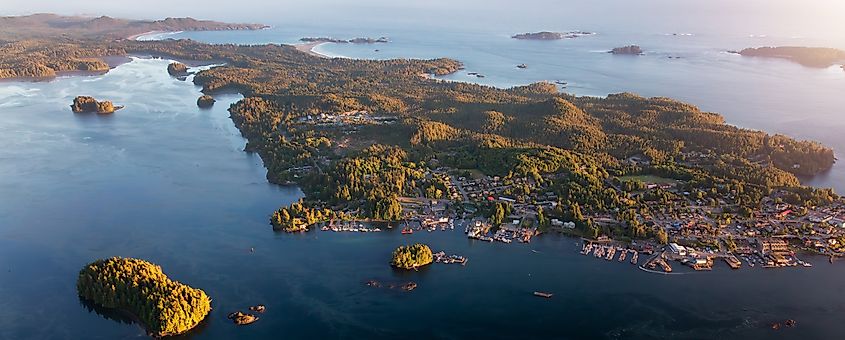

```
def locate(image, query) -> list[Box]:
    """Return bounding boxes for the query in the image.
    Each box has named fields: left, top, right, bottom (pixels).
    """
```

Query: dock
left=724, top=256, right=742, bottom=269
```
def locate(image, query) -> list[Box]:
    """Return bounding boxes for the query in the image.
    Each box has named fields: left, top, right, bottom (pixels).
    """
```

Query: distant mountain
left=0, top=13, right=267, bottom=41
left=738, top=46, right=845, bottom=68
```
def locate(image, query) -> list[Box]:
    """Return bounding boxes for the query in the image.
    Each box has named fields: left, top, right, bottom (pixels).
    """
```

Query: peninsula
left=738, top=46, right=845, bottom=68
left=2, top=13, right=842, bottom=277
left=0, top=14, right=266, bottom=79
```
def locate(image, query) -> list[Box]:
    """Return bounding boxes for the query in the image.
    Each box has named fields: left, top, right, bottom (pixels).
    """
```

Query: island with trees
left=76, top=257, right=212, bottom=337
left=300, top=37, right=389, bottom=44
left=738, top=46, right=845, bottom=68
left=391, top=244, right=434, bottom=269
left=610, top=45, right=644, bottom=55
left=70, top=96, right=122, bottom=114
left=511, top=31, right=594, bottom=40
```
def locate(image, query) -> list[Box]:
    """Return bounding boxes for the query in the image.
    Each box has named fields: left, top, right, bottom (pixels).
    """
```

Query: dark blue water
left=3, top=19, right=845, bottom=339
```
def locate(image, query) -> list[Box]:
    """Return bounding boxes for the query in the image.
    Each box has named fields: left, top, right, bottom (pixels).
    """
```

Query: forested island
left=610, top=45, right=644, bottom=55
left=2, top=13, right=843, bottom=265
left=77, top=257, right=212, bottom=337
left=300, top=37, right=389, bottom=44
left=391, top=244, right=434, bottom=269
left=511, top=31, right=594, bottom=40
left=738, top=46, right=845, bottom=68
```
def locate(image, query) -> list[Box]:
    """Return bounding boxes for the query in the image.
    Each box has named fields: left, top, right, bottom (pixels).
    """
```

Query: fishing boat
left=533, top=291, right=553, bottom=298
left=401, top=227, right=414, bottom=235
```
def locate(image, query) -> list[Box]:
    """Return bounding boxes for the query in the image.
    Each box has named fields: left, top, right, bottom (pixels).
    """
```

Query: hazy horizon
left=3, top=0, right=845, bottom=44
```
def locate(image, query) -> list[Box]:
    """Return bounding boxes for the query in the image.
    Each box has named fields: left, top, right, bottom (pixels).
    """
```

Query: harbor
left=581, top=242, right=642, bottom=267
left=580, top=239, right=818, bottom=274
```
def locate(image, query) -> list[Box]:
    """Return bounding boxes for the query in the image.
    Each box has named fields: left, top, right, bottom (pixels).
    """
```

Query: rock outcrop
left=197, top=95, right=215, bottom=108
left=227, top=311, right=259, bottom=325
left=167, top=62, right=188, bottom=76
left=70, top=96, right=122, bottom=114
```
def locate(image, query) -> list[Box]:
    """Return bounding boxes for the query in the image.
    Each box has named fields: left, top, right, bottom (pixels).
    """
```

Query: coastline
left=293, top=42, right=332, bottom=58
left=0, top=55, right=132, bottom=83
left=127, top=30, right=162, bottom=41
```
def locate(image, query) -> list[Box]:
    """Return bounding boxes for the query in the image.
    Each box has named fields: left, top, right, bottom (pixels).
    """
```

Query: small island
left=300, top=37, right=389, bottom=44
left=391, top=244, right=433, bottom=270
left=70, top=96, right=122, bottom=114
left=167, top=62, right=188, bottom=76
left=76, top=257, right=212, bottom=337
left=197, top=95, right=215, bottom=108
left=511, top=31, right=594, bottom=40
left=227, top=311, right=259, bottom=325
left=738, top=46, right=845, bottom=68
left=610, top=45, right=644, bottom=55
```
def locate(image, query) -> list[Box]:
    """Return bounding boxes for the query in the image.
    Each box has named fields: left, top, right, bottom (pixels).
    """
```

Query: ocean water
left=3, top=6, right=845, bottom=339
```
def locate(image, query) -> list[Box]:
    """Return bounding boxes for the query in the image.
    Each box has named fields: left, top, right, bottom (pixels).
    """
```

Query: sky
left=2, top=0, right=845, bottom=40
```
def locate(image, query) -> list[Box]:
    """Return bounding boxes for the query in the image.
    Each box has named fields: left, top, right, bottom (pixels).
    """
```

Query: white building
left=669, top=243, right=687, bottom=256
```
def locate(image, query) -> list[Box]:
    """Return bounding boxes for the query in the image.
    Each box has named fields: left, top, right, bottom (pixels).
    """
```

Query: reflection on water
left=78, top=296, right=212, bottom=339
left=78, top=297, right=137, bottom=327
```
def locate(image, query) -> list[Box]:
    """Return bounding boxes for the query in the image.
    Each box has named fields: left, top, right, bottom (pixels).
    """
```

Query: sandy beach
left=294, top=42, right=331, bottom=58
left=127, top=30, right=163, bottom=41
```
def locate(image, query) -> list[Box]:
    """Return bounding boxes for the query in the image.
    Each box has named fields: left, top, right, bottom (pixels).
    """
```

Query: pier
left=581, top=242, right=640, bottom=266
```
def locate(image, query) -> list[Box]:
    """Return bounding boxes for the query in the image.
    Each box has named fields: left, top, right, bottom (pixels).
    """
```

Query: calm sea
left=2, top=5, right=845, bottom=338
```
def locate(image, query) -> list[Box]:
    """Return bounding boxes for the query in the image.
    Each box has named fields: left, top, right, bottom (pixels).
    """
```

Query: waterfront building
left=669, top=243, right=687, bottom=256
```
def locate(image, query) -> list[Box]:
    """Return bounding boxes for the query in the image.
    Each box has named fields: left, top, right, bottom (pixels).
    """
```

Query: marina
left=581, top=242, right=641, bottom=266
left=320, top=221, right=382, bottom=233
left=433, top=251, right=468, bottom=265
